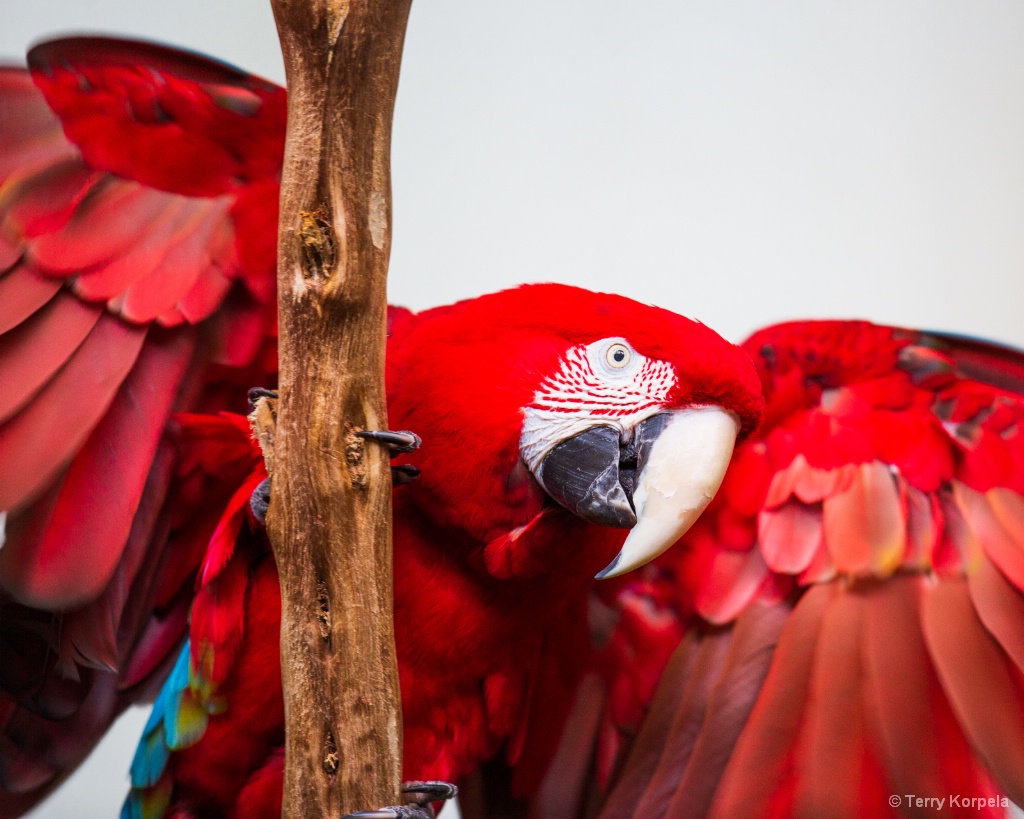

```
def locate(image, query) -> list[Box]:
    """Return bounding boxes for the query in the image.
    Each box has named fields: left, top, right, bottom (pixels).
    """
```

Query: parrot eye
left=605, top=343, right=632, bottom=369
left=583, top=337, right=643, bottom=380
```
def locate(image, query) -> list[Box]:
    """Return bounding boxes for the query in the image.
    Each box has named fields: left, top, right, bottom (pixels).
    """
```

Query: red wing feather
left=0, top=67, right=73, bottom=185
left=27, top=177, right=172, bottom=272
left=658, top=602, right=787, bottom=819
left=758, top=499, right=823, bottom=574
left=589, top=636, right=699, bottom=819
left=821, top=461, right=906, bottom=575
left=921, top=579, right=1024, bottom=806
left=574, top=321, right=1024, bottom=818
left=920, top=331, right=1024, bottom=396
left=618, top=629, right=733, bottom=818
left=0, top=327, right=194, bottom=609
left=0, top=311, right=147, bottom=514
left=860, top=579, right=947, bottom=804
left=790, top=590, right=873, bottom=819
left=0, top=266, right=62, bottom=334
left=955, top=484, right=1024, bottom=591
left=969, top=555, right=1024, bottom=673
left=27, top=37, right=286, bottom=198
left=59, top=439, right=178, bottom=676
left=706, top=583, right=834, bottom=818
left=4, top=158, right=254, bottom=328
left=0, top=292, right=101, bottom=425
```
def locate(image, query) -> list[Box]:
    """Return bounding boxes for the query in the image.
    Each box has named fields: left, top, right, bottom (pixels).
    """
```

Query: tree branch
left=265, top=1, right=412, bottom=816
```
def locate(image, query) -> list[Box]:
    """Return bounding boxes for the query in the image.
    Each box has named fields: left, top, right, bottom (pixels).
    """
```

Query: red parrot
left=2, top=34, right=1024, bottom=819
left=117, top=280, right=760, bottom=819
left=0, top=36, right=760, bottom=818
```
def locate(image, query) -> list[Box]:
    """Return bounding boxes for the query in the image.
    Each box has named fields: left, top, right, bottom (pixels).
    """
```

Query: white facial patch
left=520, top=337, right=678, bottom=473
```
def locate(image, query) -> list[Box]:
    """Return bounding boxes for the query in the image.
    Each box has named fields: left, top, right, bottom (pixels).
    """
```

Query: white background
left=3, top=1, right=1024, bottom=816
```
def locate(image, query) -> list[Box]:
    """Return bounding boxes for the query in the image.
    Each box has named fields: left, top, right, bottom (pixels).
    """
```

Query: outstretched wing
left=534, top=321, right=1024, bottom=819
left=0, top=34, right=283, bottom=609
left=0, top=37, right=283, bottom=813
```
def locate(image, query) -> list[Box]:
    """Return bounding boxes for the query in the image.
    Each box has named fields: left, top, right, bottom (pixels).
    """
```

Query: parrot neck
left=391, top=497, right=616, bottom=783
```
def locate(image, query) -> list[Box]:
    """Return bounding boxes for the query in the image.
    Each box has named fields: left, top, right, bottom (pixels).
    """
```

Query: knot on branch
left=323, top=729, right=339, bottom=776
left=298, top=206, right=337, bottom=288
left=316, top=579, right=331, bottom=640
left=344, top=423, right=369, bottom=489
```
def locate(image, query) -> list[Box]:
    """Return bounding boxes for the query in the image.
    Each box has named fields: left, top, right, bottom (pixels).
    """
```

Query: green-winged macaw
left=1, top=36, right=1023, bottom=819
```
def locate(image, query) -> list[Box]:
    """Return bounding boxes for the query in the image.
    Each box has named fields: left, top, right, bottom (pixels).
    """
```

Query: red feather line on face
left=528, top=346, right=678, bottom=417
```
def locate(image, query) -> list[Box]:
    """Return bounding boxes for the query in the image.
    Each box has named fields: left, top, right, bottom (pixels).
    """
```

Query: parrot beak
left=594, top=407, right=739, bottom=579
left=534, top=413, right=673, bottom=530
left=532, top=406, right=738, bottom=578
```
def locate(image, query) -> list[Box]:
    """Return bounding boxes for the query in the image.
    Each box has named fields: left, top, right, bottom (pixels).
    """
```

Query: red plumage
left=3, top=34, right=1024, bottom=819
left=584, top=322, right=1024, bottom=819
left=0, top=37, right=278, bottom=816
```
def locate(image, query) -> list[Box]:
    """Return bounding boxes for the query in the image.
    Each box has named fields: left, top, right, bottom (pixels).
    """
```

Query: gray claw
left=247, top=387, right=278, bottom=408
left=356, top=429, right=422, bottom=454
left=341, top=809, right=426, bottom=819
left=341, top=781, right=457, bottom=819
left=391, top=464, right=421, bottom=485
left=402, top=781, right=458, bottom=802
left=342, top=812, right=400, bottom=819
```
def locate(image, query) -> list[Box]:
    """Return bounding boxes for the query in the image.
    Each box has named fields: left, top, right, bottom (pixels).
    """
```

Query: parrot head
left=387, top=284, right=763, bottom=579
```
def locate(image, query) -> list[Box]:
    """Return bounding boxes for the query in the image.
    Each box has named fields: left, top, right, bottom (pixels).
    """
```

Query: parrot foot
left=250, top=476, right=271, bottom=526
left=246, top=389, right=421, bottom=495
left=247, top=390, right=420, bottom=457
left=247, top=387, right=279, bottom=405
left=391, top=464, right=422, bottom=485
left=356, top=429, right=422, bottom=454
left=248, top=387, right=278, bottom=478
left=357, top=429, right=422, bottom=484
left=342, top=781, right=457, bottom=819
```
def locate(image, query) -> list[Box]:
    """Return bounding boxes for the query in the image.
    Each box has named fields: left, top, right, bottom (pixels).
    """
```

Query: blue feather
left=127, top=638, right=213, bottom=792
left=125, top=634, right=225, bottom=817
left=128, top=724, right=170, bottom=790
left=129, top=644, right=190, bottom=788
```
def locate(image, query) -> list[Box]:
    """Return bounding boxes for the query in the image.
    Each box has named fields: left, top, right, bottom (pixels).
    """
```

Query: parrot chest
left=392, top=512, right=593, bottom=784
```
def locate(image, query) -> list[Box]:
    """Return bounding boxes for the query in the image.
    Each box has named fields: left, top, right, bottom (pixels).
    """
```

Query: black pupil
left=613, top=349, right=625, bottom=362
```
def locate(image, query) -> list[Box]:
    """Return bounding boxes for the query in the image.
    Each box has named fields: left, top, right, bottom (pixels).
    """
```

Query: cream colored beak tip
left=595, top=407, right=738, bottom=580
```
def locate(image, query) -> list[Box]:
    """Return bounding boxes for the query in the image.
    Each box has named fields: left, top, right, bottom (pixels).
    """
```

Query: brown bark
left=264, top=1, right=412, bottom=816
